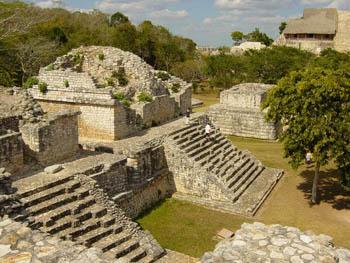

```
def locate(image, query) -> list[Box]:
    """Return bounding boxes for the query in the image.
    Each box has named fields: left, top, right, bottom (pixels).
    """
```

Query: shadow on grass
left=297, top=168, right=350, bottom=210
left=135, top=198, right=169, bottom=223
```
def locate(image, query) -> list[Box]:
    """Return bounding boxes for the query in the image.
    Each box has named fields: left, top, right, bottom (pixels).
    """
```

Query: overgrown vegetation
left=23, top=76, right=39, bottom=89
left=137, top=92, right=153, bottom=103
left=156, top=71, right=171, bottom=81
left=64, top=79, right=69, bottom=87
left=170, top=83, right=181, bottom=93
left=38, top=82, right=48, bottom=93
left=112, top=68, right=128, bottom=86
left=112, top=91, right=131, bottom=107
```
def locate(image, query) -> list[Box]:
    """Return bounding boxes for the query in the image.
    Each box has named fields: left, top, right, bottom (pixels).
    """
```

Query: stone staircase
left=166, top=120, right=283, bottom=215
left=17, top=175, right=153, bottom=262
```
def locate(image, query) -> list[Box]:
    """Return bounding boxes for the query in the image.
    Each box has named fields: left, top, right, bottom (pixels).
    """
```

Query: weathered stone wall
left=334, top=11, right=350, bottom=53
left=172, top=86, right=192, bottom=115
left=209, top=106, right=278, bottom=140
left=20, top=111, right=79, bottom=165
left=208, top=83, right=278, bottom=140
left=201, top=222, right=350, bottom=263
left=132, top=96, right=177, bottom=127
left=0, top=132, right=23, bottom=173
left=38, top=69, right=96, bottom=90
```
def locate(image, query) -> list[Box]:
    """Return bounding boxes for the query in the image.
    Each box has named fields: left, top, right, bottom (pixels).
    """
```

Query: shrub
left=98, top=53, right=105, bottom=61
left=121, top=99, right=131, bottom=107
left=112, top=68, right=128, bottom=87
left=46, top=64, right=54, bottom=71
left=96, top=83, right=106, bottom=89
left=64, top=80, right=69, bottom=87
left=23, top=76, right=39, bottom=89
left=113, top=91, right=125, bottom=101
left=156, top=71, right=171, bottom=81
left=106, top=77, right=115, bottom=86
left=138, top=92, right=153, bottom=103
left=171, top=83, right=181, bottom=93
left=73, top=53, right=84, bottom=66
left=38, top=82, right=48, bottom=94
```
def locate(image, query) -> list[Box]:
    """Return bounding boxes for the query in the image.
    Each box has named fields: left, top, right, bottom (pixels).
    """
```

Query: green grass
left=192, top=93, right=220, bottom=113
left=137, top=199, right=252, bottom=258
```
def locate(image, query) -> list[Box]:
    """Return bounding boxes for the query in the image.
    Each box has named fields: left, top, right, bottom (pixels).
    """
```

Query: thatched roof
left=284, top=8, right=338, bottom=35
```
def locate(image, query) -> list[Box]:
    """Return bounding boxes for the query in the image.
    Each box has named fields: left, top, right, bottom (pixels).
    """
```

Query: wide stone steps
left=169, top=121, right=270, bottom=204
left=17, top=175, right=149, bottom=262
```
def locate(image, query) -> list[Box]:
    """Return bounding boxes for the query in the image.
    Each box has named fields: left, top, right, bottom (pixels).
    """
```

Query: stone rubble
left=201, top=222, right=350, bottom=263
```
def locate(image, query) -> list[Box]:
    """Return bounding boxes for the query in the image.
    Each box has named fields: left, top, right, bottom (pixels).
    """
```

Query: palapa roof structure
left=284, top=8, right=338, bottom=35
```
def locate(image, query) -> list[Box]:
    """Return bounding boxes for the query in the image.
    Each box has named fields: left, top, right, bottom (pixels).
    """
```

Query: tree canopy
left=262, top=66, right=350, bottom=203
left=279, top=22, right=287, bottom=34
left=245, top=28, right=273, bottom=46
left=231, top=31, right=244, bottom=42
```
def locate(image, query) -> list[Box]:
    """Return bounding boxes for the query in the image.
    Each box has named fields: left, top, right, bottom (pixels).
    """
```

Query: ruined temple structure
left=208, top=83, right=279, bottom=140
left=275, top=8, right=350, bottom=54
left=30, top=46, right=192, bottom=141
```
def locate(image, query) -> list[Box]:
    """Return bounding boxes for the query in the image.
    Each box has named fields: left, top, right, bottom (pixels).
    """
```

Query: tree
left=279, top=22, right=287, bottom=34
left=262, top=67, right=350, bottom=203
left=110, top=12, right=129, bottom=26
left=231, top=31, right=244, bottom=42
left=170, top=59, right=204, bottom=83
left=245, top=28, right=273, bottom=46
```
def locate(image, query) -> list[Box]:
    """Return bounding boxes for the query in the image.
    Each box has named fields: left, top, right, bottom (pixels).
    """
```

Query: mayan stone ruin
left=208, top=83, right=279, bottom=140
left=1, top=45, right=349, bottom=263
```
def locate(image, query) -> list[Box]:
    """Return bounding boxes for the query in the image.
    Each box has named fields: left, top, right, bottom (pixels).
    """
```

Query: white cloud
left=150, top=9, right=188, bottom=20
left=328, top=0, right=350, bottom=9
left=35, top=0, right=55, bottom=8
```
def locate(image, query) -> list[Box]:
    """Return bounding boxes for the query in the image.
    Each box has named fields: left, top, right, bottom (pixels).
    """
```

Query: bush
left=23, top=76, right=39, bottom=89
left=137, top=92, right=153, bottom=103
left=112, top=68, right=128, bottom=86
left=113, top=91, right=125, bottom=101
left=64, top=80, right=69, bottom=88
left=46, top=64, right=54, bottom=71
left=98, top=53, right=105, bottom=61
left=171, top=83, right=181, bottom=93
left=38, top=82, right=48, bottom=93
left=121, top=99, right=131, bottom=107
left=156, top=71, right=171, bottom=81
left=106, top=77, right=115, bottom=86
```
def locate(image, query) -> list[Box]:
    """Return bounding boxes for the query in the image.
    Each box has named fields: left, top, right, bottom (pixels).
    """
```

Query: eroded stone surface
left=201, top=222, right=350, bottom=263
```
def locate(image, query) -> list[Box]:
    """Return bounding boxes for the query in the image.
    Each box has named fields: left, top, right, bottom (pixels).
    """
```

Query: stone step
left=233, top=166, right=265, bottom=202
left=27, top=187, right=90, bottom=217
left=172, top=126, right=199, bottom=141
left=227, top=161, right=255, bottom=189
left=94, top=230, right=133, bottom=253
left=194, top=137, right=228, bottom=164
left=232, top=163, right=259, bottom=192
left=205, top=149, right=241, bottom=171
left=177, top=130, right=203, bottom=147
left=169, top=123, right=197, bottom=137
left=139, top=255, right=155, bottom=263
left=187, top=133, right=223, bottom=157
left=125, top=246, right=147, bottom=262
left=59, top=216, right=102, bottom=240
left=29, top=196, right=96, bottom=228
left=224, top=158, right=250, bottom=183
left=19, top=175, right=75, bottom=198
left=111, top=238, right=140, bottom=259
left=21, top=180, right=81, bottom=207
left=215, top=153, right=243, bottom=177
left=78, top=224, right=123, bottom=247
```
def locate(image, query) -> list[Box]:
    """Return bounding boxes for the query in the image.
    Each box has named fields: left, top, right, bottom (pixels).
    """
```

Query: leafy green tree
left=170, top=59, right=204, bottom=83
left=279, top=22, right=287, bottom=34
left=110, top=12, right=129, bottom=26
left=245, top=28, right=273, bottom=46
left=262, top=67, right=350, bottom=203
left=231, top=31, right=244, bottom=42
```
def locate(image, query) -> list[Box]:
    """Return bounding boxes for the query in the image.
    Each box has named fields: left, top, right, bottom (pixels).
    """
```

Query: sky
left=26, top=0, right=350, bottom=47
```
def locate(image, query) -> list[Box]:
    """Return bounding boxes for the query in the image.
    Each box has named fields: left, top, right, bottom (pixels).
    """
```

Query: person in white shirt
left=205, top=123, right=211, bottom=141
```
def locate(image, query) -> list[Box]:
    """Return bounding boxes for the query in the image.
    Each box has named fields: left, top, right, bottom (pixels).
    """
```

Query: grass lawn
left=137, top=94, right=350, bottom=258
left=192, top=93, right=220, bottom=113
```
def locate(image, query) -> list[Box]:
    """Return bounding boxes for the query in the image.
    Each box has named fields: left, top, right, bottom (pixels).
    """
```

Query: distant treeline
left=1, top=1, right=349, bottom=90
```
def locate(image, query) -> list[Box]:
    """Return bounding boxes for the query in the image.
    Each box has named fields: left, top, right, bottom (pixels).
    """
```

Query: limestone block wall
left=209, top=105, right=278, bottom=140
left=163, top=139, right=231, bottom=203
left=172, top=86, right=192, bottom=115
left=283, top=39, right=334, bottom=53
left=334, top=11, right=350, bottom=53
left=38, top=69, right=96, bottom=90
left=31, top=88, right=136, bottom=141
left=0, top=132, right=23, bottom=173
left=20, top=111, right=79, bottom=165
left=132, top=96, right=177, bottom=127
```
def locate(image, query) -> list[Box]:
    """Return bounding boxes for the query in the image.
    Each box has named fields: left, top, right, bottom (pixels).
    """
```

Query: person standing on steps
left=205, top=122, right=211, bottom=141
left=185, top=108, right=191, bottom=125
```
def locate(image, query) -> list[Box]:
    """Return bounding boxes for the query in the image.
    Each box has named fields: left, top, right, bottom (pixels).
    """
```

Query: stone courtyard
left=1, top=46, right=349, bottom=262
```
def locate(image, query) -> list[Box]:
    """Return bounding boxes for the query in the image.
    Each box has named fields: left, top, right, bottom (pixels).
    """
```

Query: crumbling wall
left=0, top=131, right=23, bottom=173
left=0, top=116, right=20, bottom=132
left=20, top=110, right=79, bottom=165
